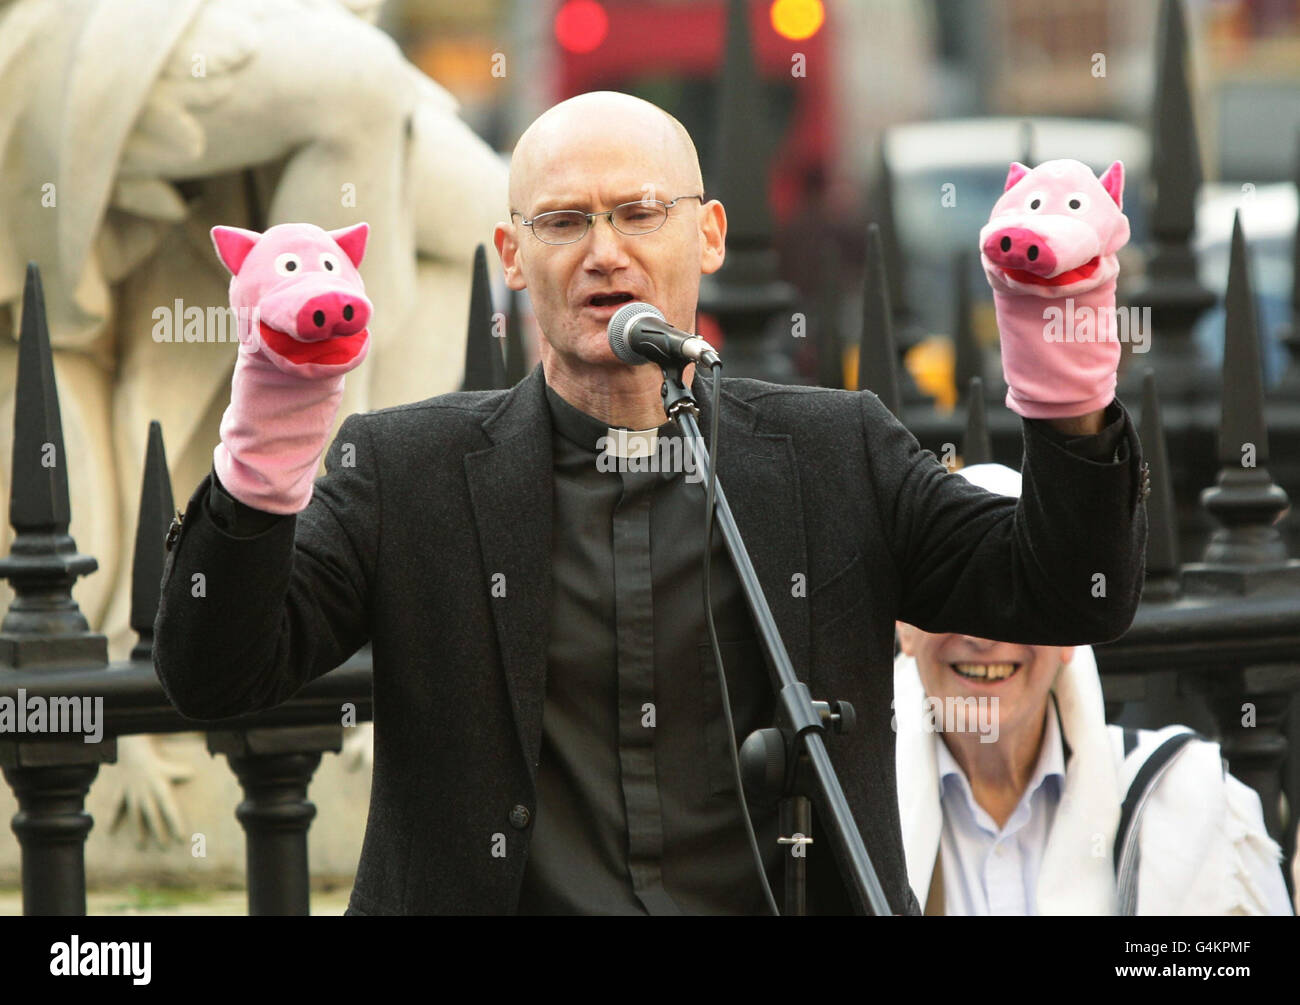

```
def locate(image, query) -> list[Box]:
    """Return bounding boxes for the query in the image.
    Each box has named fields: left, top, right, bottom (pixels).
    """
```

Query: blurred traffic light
left=555, top=0, right=609, bottom=54
left=770, top=0, right=824, bottom=41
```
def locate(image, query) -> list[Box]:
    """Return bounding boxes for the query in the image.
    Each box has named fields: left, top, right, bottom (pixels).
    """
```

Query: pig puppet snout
left=254, top=281, right=372, bottom=343
left=982, top=227, right=1058, bottom=277
left=295, top=291, right=370, bottom=340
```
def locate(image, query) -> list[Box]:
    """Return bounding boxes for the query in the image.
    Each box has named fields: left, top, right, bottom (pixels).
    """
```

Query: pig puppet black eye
left=273, top=253, right=302, bottom=276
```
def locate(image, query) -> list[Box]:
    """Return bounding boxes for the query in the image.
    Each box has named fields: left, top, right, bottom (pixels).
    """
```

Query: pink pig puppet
left=209, top=222, right=373, bottom=514
left=978, top=159, right=1131, bottom=420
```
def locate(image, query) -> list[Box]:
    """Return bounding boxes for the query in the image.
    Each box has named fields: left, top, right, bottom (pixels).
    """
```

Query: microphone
left=607, top=302, right=721, bottom=369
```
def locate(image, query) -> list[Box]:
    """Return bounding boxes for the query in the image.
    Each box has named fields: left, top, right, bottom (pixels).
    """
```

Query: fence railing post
left=0, top=264, right=115, bottom=915
left=207, top=725, right=343, bottom=915
left=1183, top=214, right=1300, bottom=843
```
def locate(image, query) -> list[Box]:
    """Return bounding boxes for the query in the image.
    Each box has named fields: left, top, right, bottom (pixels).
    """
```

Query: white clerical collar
left=604, top=426, right=659, bottom=459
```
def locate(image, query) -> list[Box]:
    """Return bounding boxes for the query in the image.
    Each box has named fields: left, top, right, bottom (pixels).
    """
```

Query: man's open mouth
left=259, top=320, right=366, bottom=367
left=586, top=292, right=636, bottom=308
left=950, top=662, right=1021, bottom=682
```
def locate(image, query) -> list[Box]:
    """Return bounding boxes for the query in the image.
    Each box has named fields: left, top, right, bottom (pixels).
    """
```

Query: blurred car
left=879, top=116, right=1151, bottom=340
left=1193, top=182, right=1296, bottom=387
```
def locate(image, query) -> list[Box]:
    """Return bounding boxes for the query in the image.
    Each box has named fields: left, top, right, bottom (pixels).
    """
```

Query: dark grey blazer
left=153, top=363, right=1147, bottom=915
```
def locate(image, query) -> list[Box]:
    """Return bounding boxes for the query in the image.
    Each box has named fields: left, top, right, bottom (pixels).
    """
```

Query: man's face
left=495, top=121, right=725, bottom=369
left=897, top=623, right=1072, bottom=740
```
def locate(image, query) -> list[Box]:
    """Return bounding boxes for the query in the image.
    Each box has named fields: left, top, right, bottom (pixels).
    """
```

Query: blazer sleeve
left=861, top=392, right=1147, bottom=645
left=153, top=412, right=379, bottom=719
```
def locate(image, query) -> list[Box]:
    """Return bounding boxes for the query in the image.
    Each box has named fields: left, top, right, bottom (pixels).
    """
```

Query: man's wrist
left=207, top=468, right=289, bottom=536
left=1028, top=400, right=1126, bottom=463
left=1044, top=408, right=1106, bottom=437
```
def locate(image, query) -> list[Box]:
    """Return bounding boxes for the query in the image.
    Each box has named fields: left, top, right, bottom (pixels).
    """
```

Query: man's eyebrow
left=528, top=190, right=667, bottom=214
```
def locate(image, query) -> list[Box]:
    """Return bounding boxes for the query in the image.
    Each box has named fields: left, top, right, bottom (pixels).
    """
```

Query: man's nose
left=958, top=635, right=998, bottom=650
left=583, top=215, right=631, bottom=269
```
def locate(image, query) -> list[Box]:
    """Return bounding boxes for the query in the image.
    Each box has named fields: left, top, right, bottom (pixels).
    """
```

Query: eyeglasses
left=511, top=195, right=704, bottom=245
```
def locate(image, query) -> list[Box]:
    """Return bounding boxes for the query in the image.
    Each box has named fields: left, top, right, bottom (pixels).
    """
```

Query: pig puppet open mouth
left=211, top=221, right=373, bottom=378
left=978, top=159, right=1129, bottom=298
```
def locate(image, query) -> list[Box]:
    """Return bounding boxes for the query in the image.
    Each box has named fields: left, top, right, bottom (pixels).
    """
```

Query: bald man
left=155, top=92, right=1149, bottom=916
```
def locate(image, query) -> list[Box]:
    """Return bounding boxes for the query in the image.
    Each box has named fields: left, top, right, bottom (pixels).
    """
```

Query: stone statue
left=0, top=0, right=508, bottom=868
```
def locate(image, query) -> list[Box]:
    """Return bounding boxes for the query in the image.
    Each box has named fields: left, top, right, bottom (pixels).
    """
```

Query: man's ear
left=494, top=221, right=527, bottom=291
left=699, top=200, right=726, bottom=275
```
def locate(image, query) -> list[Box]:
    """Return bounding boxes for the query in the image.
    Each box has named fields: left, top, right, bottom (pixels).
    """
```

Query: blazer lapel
left=690, top=372, right=811, bottom=686
left=463, top=364, right=554, bottom=774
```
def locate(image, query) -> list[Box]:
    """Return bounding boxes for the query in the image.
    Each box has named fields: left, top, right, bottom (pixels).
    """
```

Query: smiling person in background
left=895, top=462, right=1292, bottom=916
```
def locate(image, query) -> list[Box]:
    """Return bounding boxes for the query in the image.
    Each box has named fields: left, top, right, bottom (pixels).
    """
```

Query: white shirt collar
left=603, top=426, right=659, bottom=459
left=934, top=699, right=1066, bottom=832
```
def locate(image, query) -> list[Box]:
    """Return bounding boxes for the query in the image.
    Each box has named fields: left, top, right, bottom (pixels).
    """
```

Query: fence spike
left=1139, top=370, right=1180, bottom=582
left=505, top=286, right=528, bottom=386
left=10, top=263, right=71, bottom=533
left=952, top=251, right=982, bottom=404
left=1199, top=212, right=1290, bottom=566
left=0, top=263, right=103, bottom=663
left=1151, top=0, right=1201, bottom=241
left=814, top=241, right=844, bottom=390
left=460, top=244, right=505, bottom=391
left=859, top=224, right=901, bottom=415
left=1118, top=0, right=1216, bottom=404
left=695, top=0, right=797, bottom=381
left=872, top=140, right=909, bottom=323
left=961, top=377, right=992, bottom=466
left=129, top=420, right=174, bottom=662
left=713, top=0, right=773, bottom=253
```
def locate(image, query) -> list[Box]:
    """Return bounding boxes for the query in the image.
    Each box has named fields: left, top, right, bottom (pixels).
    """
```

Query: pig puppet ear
left=1099, top=161, right=1124, bottom=209
left=329, top=222, right=370, bottom=268
left=211, top=226, right=261, bottom=275
left=1004, top=162, right=1030, bottom=192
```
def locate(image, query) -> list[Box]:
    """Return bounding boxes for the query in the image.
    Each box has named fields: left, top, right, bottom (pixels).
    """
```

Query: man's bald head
left=493, top=90, right=726, bottom=401
left=508, top=91, right=704, bottom=214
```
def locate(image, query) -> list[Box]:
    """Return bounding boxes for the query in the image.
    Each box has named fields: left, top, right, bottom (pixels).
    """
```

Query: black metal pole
left=780, top=794, right=811, bottom=916
left=662, top=363, right=890, bottom=916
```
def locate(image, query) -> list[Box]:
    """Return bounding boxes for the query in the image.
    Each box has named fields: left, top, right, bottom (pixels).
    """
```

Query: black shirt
left=514, top=381, right=779, bottom=914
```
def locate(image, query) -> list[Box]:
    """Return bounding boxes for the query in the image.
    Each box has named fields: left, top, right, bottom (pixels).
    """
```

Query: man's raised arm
left=153, top=221, right=377, bottom=719
left=866, top=391, right=1145, bottom=645
left=154, top=414, right=378, bottom=718
left=868, top=158, right=1148, bottom=645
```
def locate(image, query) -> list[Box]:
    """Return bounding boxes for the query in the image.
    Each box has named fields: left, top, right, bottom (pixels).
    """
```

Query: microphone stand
left=659, top=359, right=891, bottom=916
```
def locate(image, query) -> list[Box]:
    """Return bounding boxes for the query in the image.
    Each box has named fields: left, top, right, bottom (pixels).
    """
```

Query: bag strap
left=1112, top=730, right=1201, bottom=914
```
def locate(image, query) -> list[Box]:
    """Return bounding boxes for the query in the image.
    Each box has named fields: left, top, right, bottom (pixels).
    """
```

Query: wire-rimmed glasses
left=512, top=195, right=704, bottom=245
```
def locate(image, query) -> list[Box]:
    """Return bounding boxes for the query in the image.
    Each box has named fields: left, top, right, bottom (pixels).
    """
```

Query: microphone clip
left=658, top=358, right=700, bottom=424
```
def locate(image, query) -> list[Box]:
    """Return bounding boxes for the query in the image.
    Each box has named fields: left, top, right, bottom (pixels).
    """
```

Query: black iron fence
left=0, top=265, right=375, bottom=915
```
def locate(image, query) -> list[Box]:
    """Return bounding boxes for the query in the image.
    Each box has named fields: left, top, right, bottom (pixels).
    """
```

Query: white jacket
left=894, top=645, right=1292, bottom=915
